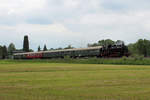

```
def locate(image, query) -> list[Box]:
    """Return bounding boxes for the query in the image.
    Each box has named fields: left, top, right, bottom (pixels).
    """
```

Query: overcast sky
left=0, top=0, right=150, bottom=50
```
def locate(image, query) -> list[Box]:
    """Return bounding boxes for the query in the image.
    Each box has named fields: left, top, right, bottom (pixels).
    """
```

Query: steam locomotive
left=13, top=44, right=129, bottom=59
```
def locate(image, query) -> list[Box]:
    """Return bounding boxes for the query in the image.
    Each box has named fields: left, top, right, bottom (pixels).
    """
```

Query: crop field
left=0, top=63, right=150, bottom=100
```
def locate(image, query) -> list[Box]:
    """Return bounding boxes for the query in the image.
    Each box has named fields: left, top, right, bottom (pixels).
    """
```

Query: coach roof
left=13, top=46, right=102, bottom=55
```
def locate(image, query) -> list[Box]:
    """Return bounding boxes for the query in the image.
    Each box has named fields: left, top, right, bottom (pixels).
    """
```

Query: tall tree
left=38, top=46, right=41, bottom=51
left=23, top=35, right=29, bottom=52
left=0, top=45, right=2, bottom=59
left=2, top=45, right=8, bottom=59
left=136, top=39, right=150, bottom=57
left=136, top=39, right=146, bottom=56
left=8, top=43, right=16, bottom=55
left=43, top=44, right=47, bottom=51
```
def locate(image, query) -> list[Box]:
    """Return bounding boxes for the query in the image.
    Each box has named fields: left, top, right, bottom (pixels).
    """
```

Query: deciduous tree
left=38, top=46, right=41, bottom=51
left=43, top=44, right=47, bottom=51
left=8, top=43, right=16, bottom=55
left=2, top=45, right=8, bottom=59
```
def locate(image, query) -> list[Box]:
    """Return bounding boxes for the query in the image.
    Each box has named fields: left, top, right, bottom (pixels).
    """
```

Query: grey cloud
left=0, top=0, right=150, bottom=50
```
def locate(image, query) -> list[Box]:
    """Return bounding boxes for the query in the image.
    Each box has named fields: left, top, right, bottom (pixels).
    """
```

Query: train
left=13, top=43, right=129, bottom=59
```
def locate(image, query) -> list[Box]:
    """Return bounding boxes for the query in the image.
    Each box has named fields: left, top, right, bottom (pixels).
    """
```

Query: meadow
left=0, top=62, right=150, bottom=100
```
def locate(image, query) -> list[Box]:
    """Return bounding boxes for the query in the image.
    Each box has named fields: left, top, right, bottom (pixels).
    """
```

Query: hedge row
left=1, top=57, right=150, bottom=65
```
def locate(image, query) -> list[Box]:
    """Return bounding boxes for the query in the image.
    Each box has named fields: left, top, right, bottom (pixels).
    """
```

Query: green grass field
left=0, top=63, right=150, bottom=100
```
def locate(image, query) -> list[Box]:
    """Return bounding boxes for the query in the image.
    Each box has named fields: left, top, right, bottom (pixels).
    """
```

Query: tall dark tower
left=23, top=35, right=29, bottom=52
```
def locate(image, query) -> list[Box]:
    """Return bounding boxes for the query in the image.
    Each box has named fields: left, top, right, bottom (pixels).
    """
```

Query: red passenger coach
left=26, top=53, right=43, bottom=59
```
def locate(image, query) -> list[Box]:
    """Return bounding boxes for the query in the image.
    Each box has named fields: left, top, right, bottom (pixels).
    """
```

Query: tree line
left=88, top=39, right=124, bottom=47
left=0, top=43, right=15, bottom=59
left=38, top=44, right=74, bottom=52
left=128, top=39, right=150, bottom=57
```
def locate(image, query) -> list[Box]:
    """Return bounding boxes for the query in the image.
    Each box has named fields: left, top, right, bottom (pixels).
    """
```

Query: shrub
left=122, top=56, right=127, bottom=61
left=1, top=57, right=150, bottom=65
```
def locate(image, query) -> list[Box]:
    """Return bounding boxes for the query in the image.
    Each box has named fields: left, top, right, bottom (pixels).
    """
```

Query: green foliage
left=64, top=45, right=74, bottom=49
left=116, top=40, right=124, bottom=44
left=0, top=45, right=3, bottom=59
left=88, top=39, right=124, bottom=47
left=132, top=55, right=144, bottom=61
left=87, top=43, right=99, bottom=47
left=29, top=49, right=34, bottom=52
left=43, top=44, right=47, bottom=51
left=64, top=55, right=71, bottom=60
left=1, top=57, right=150, bottom=65
left=122, top=56, right=127, bottom=61
left=8, top=43, right=16, bottom=55
left=128, top=39, right=150, bottom=57
left=2, top=45, right=8, bottom=59
left=38, top=45, right=41, bottom=51
left=128, top=43, right=138, bottom=56
left=23, top=35, right=29, bottom=52
left=98, top=39, right=115, bottom=46
left=0, top=45, right=8, bottom=59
